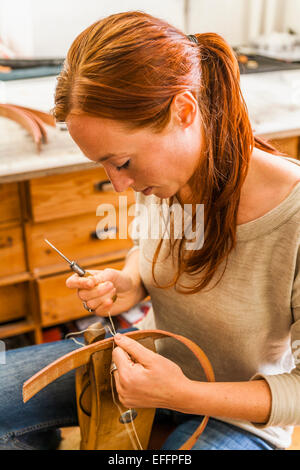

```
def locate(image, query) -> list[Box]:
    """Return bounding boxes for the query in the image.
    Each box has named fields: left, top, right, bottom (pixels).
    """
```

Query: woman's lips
left=142, top=186, right=153, bottom=195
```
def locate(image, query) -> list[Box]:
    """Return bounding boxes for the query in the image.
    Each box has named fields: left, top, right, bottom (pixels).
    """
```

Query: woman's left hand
left=111, top=333, right=190, bottom=410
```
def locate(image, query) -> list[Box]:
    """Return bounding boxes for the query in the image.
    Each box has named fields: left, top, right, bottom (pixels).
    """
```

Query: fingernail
left=114, top=333, right=122, bottom=341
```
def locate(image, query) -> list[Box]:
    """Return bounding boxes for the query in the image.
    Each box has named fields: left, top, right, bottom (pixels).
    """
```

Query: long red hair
left=54, top=11, right=283, bottom=293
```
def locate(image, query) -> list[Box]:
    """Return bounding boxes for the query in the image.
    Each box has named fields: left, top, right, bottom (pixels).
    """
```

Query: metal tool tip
left=43, top=239, right=71, bottom=264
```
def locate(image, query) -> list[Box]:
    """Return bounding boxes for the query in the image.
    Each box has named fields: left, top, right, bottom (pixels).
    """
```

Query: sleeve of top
left=125, top=191, right=140, bottom=260
left=250, top=250, right=300, bottom=428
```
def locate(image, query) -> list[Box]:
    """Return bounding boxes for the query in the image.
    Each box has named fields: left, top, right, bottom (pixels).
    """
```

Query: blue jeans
left=0, top=330, right=277, bottom=450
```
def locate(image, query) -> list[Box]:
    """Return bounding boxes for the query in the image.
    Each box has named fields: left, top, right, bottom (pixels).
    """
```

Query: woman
left=1, top=11, right=300, bottom=450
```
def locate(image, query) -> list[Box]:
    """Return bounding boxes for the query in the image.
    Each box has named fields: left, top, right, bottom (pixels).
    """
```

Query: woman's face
left=66, top=95, right=201, bottom=200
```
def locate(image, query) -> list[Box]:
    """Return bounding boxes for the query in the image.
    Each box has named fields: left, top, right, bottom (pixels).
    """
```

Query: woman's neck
left=237, top=147, right=300, bottom=225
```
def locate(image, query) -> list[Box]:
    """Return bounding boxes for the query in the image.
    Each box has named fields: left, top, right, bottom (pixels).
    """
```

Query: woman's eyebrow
left=97, top=153, right=133, bottom=162
left=96, top=153, right=117, bottom=162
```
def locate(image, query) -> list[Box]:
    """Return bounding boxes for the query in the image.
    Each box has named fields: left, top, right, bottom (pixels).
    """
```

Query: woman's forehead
left=67, top=113, right=160, bottom=147
left=67, top=114, right=123, bottom=133
left=66, top=113, right=159, bottom=160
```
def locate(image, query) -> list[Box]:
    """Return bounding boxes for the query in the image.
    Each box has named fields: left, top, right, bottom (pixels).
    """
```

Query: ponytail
left=157, top=33, right=284, bottom=293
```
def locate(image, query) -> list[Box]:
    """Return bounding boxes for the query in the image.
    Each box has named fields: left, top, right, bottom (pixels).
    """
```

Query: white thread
left=65, top=326, right=105, bottom=339
left=129, top=409, right=143, bottom=450
left=110, top=372, right=140, bottom=450
left=106, top=325, right=115, bottom=337
left=68, top=337, right=85, bottom=347
left=108, top=312, right=117, bottom=336
left=65, top=324, right=109, bottom=345
left=108, top=314, right=143, bottom=450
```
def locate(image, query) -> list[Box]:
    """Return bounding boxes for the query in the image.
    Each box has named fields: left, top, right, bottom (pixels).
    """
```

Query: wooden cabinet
left=0, top=182, right=21, bottom=223
left=27, top=167, right=134, bottom=222
left=0, top=282, right=30, bottom=323
left=0, top=223, right=26, bottom=277
left=269, top=136, right=299, bottom=158
left=0, top=167, right=135, bottom=343
left=26, top=209, right=134, bottom=274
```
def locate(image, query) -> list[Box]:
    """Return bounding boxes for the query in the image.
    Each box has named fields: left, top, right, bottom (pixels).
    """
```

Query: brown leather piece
left=83, top=321, right=106, bottom=344
left=9, top=104, right=56, bottom=127
left=21, top=108, right=48, bottom=144
left=23, top=329, right=215, bottom=450
left=0, top=103, right=55, bottom=152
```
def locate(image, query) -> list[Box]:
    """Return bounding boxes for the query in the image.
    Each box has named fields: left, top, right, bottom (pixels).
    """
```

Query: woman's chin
left=156, top=189, right=177, bottom=200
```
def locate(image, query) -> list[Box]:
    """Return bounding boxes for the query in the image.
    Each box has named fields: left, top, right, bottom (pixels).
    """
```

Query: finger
left=111, top=368, right=122, bottom=400
left=83, top=289, right=117, bottom=312
left=111, top=348, right=128, bottom=396
left=112, top=374, right=134, bottom=409
left=113, top=334, right=156, bottom=367
left=66, top=269, right=113, bottom=290
left=112, top=347, right=139, bottom=391
left=112, top=345, right=134, bottom=369
left=77, top=281, right=115, bottom=301
left=66, top=273, right=97, bottom=289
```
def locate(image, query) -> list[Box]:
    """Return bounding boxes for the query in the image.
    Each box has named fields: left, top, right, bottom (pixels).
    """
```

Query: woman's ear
left=170, top=91, right=198, bottom=129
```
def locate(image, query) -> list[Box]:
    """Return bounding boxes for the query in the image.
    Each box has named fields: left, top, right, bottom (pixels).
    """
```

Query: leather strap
left=20, top=108, right=48, bottom=144
left=0, top=103, right=42, bottom=151
left=9, top=104, right=56, bottom=127
left=23, top=329, right=215, bottom=450
left=0, top=103, right=55, bottom=152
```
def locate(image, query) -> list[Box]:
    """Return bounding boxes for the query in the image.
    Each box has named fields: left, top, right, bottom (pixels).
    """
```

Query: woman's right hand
left=66, top=268, right=134, bottom=317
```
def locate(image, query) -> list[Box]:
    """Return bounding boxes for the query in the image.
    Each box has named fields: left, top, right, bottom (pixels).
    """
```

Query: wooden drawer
left=0, top=281, right=29, bottom=324
left=26, top=209, right=134, bottom=272
left=37, top=259, right=125, bottom=327
left=269, top=136, right=299, bottom=159
left=0, top=223, right=27, bottom=277
left=28, top=167, right=135, bottom=222
left=0, top=183, right=21, bottom=224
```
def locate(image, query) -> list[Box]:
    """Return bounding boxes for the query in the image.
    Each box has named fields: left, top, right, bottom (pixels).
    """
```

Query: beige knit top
left=128, top=156, right=300, bottom=449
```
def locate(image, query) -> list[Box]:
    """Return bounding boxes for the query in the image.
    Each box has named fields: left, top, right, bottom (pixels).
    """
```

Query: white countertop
left=0, top=76, right=99, bottom=182
left=1, top=69, right=300, bottom=182
left=0, top=116, right=98, bottom=182
left=240, top=69, right=300, bottom=138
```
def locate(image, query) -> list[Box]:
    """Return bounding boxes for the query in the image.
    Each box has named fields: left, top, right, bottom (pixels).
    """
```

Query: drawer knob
left=90, top=227, right=117, bottom=240
left=0, top=236, right=13, bottom=249
left=94, top=180, right=114, bottom=192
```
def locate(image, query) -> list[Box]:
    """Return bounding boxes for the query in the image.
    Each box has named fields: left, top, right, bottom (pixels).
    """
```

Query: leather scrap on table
left=0, top=103, right=56, bottom=153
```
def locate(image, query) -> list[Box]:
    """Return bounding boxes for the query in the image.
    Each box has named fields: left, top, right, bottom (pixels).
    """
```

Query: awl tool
left=44, top=239, right=118, bottom=302
left=45, top=238, right=92, bottom=277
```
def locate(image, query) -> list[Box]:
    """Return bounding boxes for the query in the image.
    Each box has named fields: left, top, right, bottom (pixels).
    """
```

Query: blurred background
left=1, top=0, right=300, bottom=59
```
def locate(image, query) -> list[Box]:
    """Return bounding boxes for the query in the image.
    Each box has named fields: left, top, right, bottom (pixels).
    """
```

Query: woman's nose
left=107, top=169, right=134, bottom=193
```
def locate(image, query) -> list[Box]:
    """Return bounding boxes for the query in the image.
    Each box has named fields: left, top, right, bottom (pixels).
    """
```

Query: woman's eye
left=116, top=160, right=130, bottom=171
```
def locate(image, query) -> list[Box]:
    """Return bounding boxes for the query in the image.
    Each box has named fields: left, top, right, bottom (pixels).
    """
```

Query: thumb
left=113, top=333, right=156, bottom=367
